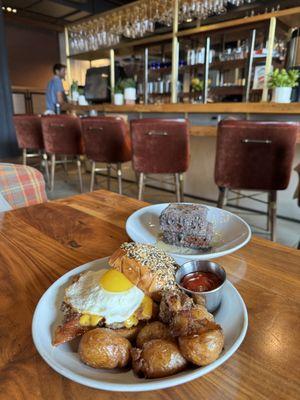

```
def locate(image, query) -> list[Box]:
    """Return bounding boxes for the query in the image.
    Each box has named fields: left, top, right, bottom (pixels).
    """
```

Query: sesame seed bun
left=108, top=243, right=179, bottom=301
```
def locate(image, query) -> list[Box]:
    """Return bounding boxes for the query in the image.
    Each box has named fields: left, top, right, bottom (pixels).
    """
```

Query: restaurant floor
left=46, top=166, right=300, bottom=249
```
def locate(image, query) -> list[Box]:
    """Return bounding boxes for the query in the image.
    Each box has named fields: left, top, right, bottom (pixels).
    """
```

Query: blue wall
left=0, top=8, right=18, bottom=159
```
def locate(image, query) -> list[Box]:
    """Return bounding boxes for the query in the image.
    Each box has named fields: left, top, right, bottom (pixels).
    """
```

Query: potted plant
left=78, top=87, right=88, bottom=105
left=268, top=68, right=299, bottom=103
left=122, top=78, right=136, bottom=104
left=113, top=82, right=124, bottom=106
left=191, top=78, right=203, bottom=103
left=70, top=80, right=79, bottom=102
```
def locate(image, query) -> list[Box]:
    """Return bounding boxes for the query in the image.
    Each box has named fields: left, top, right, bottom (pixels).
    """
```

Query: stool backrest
left=13, top=115, right=43, bottom=150
left=41, top=115, right=82, bottom=155
left=215, top=120, right=298, bottom=191
left=81, top=117, right=131, bottom=163
left=130, top=119, right=190, bottom=174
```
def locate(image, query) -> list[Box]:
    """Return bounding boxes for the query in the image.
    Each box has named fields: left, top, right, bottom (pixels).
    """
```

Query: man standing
left=45, top=63, right=67, bottom=114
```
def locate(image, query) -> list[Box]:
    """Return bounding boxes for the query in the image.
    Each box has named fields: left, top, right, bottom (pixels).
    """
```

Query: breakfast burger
left=52, top=243, right=179, bottom=346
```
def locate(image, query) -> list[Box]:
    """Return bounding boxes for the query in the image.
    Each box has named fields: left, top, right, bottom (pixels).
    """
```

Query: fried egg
left=65, top=269, right=150, bottom=327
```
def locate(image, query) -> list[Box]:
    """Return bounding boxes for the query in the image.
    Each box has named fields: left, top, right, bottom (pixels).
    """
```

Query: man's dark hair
left=53, top=63, right=66, bottom=74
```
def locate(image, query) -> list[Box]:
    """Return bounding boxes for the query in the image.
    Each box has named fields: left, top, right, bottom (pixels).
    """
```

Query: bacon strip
left=52, top=315, right=89, bottom=346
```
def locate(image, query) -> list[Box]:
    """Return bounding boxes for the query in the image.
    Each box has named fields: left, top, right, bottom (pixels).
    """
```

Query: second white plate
left=126, top=203, right=251, bottom=260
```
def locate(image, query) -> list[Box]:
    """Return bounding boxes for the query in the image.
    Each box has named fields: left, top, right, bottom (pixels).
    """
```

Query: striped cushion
left=0, top=163, right=47, bottom=209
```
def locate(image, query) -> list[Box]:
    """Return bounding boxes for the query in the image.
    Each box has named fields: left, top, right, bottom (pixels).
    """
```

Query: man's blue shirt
left=46, top=76, right=64, bottom=111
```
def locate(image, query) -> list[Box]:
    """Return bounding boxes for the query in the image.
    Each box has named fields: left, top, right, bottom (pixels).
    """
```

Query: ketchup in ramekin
left=180, top=271, right=222, bottom=292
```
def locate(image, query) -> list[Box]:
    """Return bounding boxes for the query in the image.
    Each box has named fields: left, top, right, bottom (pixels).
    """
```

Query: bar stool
left=41, top=115, right=83, bottom=192
left=130, top=119, right=190, bottom=201
left=81, top=117, right=131, bottom=194
left=13, top=115, right=49, bottom=181
left=214, top=120, right=298, bottom=241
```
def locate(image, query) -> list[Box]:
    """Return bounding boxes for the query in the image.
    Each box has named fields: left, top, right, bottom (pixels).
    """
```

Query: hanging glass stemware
left=68, top=0, right=255, bottom=54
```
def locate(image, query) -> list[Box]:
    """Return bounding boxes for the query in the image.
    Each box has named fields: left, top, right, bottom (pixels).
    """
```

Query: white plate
left=32, top=257, right=248, bottom=392
left=126, top=203, right=251, bottom=261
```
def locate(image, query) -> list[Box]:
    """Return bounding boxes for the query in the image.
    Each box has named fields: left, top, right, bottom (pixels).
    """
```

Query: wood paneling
left=0, top=189, right=299, bottom=399
left=5, top=20, right=60, bottom=88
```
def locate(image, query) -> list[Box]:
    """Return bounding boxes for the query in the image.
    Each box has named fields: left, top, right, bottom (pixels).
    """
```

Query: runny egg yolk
left=79, top=314, right=103, bottom=327
left=140, top=295, right=153, bottom=319
left=99, top=269, right=134, bottom=292
left=124, top=296, right=153, bottom=328
left=124, top=314, right=139, bottom=328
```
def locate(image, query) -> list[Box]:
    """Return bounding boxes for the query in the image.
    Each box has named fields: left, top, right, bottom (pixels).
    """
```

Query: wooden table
left=0, top=190, right=299, bottom=400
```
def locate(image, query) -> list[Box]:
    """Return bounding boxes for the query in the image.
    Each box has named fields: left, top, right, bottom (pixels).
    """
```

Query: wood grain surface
left=0, top=189, right=299, bottom=400
left=64, top=102, right=300, bottom=115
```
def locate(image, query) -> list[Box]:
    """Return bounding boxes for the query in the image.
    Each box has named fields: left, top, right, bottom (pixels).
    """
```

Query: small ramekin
left=175, top=260, right=227, bottom=313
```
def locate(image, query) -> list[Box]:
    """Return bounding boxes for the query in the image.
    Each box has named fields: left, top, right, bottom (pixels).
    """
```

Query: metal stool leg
left=175, top=173, right=180, bottom=202
left=22, top=149, right=27, bottom=165
left=43, top=153, right=50, bottom=184
left=90, top=161, right=96, bottom=192
left=269, top=190, right=277, bottom=242
left=50, top=154, right=56, bottom=192
left=217, top=187, right=228, bottom=208
left=138, top=173, right=145, bottom=201
left=267, top=192, right=271, bottom=232
left=62, top=155, right=68, bottom=178
left=179, top=173, right=184, bottom=202
left=77, top=157, right=83, bottom=193
left=117, top=163, right=122, bottom=195
left=107, top=164, right=111, bottom=191
left=135, top=171, right=140, bottom=189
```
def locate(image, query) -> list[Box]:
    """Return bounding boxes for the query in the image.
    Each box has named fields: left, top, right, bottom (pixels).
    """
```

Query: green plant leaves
left=268, top=68, right=300, bottom=88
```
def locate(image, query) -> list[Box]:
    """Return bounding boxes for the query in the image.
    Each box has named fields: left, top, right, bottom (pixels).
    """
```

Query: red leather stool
left=13, top=115, right=49, bottom=182
left=81, top=117, right=131, bottom=194
left=215, top=120, right=298, bottom=241
left=41, top=115, right=83, bottom=192
left=130, top=119, right=190, bottom=201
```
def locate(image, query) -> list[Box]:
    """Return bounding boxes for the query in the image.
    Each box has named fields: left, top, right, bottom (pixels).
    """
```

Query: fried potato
left=136, top=321, right=173, bottom=348
left=170, top=306, right=215, bottom=337
left=79, top=328, right=131, bottom=369
left=159, top=290, right=194, bottom=324
left=179, top=328, right=224, bottom=366
left=132, top=339, right=187, bottom=378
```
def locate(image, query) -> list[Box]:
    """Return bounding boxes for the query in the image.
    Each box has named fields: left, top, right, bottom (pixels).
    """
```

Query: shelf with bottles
left=137, top=84, right=268, bottom=104
left=179, top=56, right=284, bottom=72
left=181, top=37, right=286, bottom=68
left=177, top=24, right=288, bottom=103
left=128, top=12, right=290, bottom=105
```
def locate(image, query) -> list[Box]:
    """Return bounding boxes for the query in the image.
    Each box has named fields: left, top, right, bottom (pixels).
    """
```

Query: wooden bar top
left=0, top=189, right=299, bottom=399
left=64, top=102, right=300, bottom=115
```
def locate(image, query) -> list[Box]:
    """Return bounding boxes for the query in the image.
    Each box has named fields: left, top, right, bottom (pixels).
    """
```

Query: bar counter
left=64, top=102, right=300, bottom=141
left=64, top=102, right=300, bottom=115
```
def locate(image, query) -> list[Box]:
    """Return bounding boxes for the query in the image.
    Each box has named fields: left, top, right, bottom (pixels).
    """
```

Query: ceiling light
left=6, top=7, right=12, bottom=12
left=186, top=18, right=193, bottom=22
left=12, top=8, right=17, bottom=13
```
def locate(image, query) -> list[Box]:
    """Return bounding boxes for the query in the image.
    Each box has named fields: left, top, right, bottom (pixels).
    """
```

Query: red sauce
left=180, top=271, right=222, bottom=292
